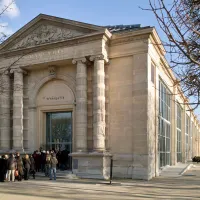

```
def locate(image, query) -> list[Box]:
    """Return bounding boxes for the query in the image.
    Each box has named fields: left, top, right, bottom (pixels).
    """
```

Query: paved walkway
left=0, top=164, right=200, bottom=200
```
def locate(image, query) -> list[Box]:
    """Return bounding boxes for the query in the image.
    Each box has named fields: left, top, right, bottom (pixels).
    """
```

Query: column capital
left=10, top=68, right=27, bottom=75
left=72, top=57, right=87, bottom=65
left=89, top=54, right=109, bottom=63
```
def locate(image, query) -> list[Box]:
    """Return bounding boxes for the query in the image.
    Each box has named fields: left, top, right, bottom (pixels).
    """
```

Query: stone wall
left=108, top=56, right=134, bottom=178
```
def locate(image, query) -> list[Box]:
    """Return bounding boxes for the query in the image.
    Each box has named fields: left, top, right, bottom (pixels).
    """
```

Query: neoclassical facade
left=0, top=14, right=199, bottom=180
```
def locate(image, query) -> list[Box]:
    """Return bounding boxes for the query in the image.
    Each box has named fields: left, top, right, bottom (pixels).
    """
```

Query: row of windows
left=159, top=80, right=199, bottom=167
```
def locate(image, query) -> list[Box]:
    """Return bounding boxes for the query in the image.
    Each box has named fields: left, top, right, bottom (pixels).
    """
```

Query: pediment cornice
left=0, top=30, right=109, bottom=57
left=0, top=14, right=106, bottom=53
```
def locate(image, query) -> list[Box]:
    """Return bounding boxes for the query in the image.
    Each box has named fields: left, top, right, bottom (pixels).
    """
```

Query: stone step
left=35, top=170, right=78, bottom=180
left=159, top=163, right=192, bottom=177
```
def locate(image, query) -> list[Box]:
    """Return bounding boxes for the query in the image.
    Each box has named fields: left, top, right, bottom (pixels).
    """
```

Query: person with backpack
left=49, top=153, right=58, bottom=180
left=7, top=154, right=16, bottom=182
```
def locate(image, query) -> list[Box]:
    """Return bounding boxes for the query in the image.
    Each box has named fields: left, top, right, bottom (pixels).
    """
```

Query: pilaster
left=28, top=106, right=37, bottom=153
left=0, top=70, right=11, bottom=151
left=171, top=88, right=176, bottom=165
left=182, top=104, right=186, bottom=163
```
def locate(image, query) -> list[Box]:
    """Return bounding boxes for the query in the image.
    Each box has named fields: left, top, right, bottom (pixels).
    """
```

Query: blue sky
left=1, top=0, right=199, bottom=118
left=2, top=0, right=160, bottom=34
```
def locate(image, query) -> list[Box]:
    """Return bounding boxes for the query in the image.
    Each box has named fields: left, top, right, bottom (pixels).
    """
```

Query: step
left=35, top=170, right=78, bottom=179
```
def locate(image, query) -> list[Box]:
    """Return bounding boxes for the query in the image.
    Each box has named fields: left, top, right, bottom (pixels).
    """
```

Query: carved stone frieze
left=11, top=24, right=85, bottom=50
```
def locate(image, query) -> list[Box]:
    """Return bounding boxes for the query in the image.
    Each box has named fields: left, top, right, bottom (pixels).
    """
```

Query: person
left=45, top=151, right=51, bottom=177
left=50, top=153, right=58, bottom=180
left=30, top=155, right=36, bottom=179
left=35, top=151, right=41, bottom=172
left=0, top=155, right=4, bottom=182
left=40, top=151, right=46, bottom=173
left=0, top=155, right=8, bottom=182
left=16, top=153, right=24, bottom=181
left=7, top=153, right=16, bottom=182
left=23, top=154, right=31, bottom=180
left=4, top=155, right=8, bottom=181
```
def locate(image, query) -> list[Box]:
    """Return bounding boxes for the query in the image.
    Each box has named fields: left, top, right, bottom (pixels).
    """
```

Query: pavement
left=1, top=164, right=200, bottom=199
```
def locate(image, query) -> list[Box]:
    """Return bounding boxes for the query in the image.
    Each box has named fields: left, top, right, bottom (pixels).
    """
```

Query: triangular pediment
left=0, top=14, right=104, bottom=51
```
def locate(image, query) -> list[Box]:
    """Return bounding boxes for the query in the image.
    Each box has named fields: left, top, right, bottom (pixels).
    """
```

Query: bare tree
left=0, top=0, right=16, bottom=42
left=0, top=0, right=23, bottom=117
left=143, top=0, right=200, bottom=109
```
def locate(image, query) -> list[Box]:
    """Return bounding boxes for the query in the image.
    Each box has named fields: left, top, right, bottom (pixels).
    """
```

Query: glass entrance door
left=46, top=112, right=72, bottom=170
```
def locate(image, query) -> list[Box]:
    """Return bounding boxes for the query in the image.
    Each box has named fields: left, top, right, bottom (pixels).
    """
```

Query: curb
left=179, top=164, right=193, bottom=175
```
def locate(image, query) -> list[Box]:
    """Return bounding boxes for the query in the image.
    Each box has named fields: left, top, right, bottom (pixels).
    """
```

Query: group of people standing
left=0, top=153, right=35, bottom=182
left=0, top=150, right=58, bottom=182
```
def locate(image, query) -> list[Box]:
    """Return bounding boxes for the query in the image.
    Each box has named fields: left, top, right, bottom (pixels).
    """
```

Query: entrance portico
left=0, top=14, right=112, bottom=179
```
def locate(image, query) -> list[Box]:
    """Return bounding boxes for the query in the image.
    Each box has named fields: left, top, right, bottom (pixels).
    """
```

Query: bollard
left=109, top=156, right=113, bottom=185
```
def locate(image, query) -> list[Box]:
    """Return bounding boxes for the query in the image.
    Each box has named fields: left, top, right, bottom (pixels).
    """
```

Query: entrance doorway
left=46, top=112, right=72, bottom=170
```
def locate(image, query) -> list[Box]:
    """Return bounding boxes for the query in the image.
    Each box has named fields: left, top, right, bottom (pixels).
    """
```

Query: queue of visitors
left=0, top=149, right=66, bottom=182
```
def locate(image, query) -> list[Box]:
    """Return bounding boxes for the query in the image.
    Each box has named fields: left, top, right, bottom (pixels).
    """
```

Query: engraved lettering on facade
left=42, top=96, right=65, bottom=100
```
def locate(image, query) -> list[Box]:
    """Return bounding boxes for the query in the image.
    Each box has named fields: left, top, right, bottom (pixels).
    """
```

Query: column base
left=70, top=151, right=112, bottom=179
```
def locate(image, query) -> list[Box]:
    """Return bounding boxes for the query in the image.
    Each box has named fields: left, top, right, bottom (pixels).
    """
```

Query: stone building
left=0, top=14, right=199, bottom=180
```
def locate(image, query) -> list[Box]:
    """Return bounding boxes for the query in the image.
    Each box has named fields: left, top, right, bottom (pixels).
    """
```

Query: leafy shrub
left=192, top=156, right=200, bottom=163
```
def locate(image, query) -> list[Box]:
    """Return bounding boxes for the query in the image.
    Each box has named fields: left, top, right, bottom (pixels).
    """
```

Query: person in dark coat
left=3, top=155, right=8, bottom=181
left=1, top=155, right=8, bottom=182
left=30, top=155, right=36, bottom=179
left=40, top=151, right=46, bottom=173
left=0, top=156, right=4, bottom=182
left=33, top=151, right=41, bottom=172
left=16, top=153, right=24, bottom=181
left=23, top=154, right=31, bottom=180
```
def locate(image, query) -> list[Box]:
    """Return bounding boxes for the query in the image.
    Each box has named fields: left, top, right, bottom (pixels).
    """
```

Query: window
left=159, top=81, right=171, bottom=167
left=186, top=115, right=190, bottom=160
left=176, top=103, right=182, bottom=162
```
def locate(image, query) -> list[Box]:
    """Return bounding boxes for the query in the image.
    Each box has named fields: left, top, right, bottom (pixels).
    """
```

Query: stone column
left=10, top=68, right=26, bottom=151
left=72, top=58, right=88, bottom=152
left=90, top=55, right=106, bottom=151
left=0, top=70, right=11, bottom=150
